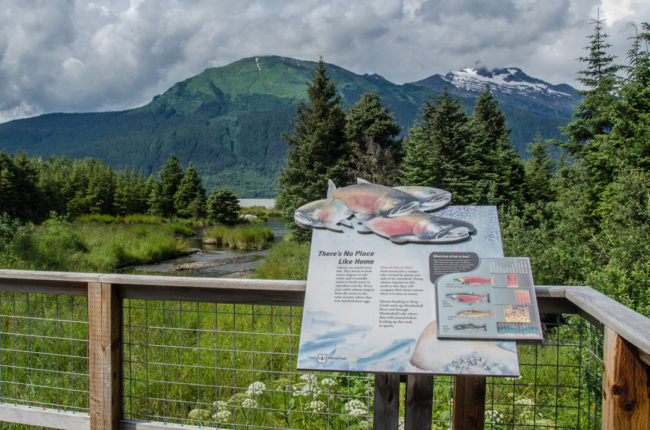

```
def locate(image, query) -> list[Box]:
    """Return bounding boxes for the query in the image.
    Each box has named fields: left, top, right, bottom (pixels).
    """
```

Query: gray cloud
left=0, top=0, right=648, bottom=122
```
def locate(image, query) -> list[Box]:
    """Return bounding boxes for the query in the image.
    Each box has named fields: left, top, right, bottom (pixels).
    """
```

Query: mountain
left=412, top=67, right=581, bottom=118
left=0, top=56, right=579, bottom=197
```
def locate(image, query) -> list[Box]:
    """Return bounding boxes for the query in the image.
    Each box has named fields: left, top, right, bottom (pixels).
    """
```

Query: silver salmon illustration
left=328, top=180, right=420, bottom=219
left=294, top=199, right=353, bottom=232
left=394, top=186, right=452, bottom=211
left=364, top=211, right=475, bottom=243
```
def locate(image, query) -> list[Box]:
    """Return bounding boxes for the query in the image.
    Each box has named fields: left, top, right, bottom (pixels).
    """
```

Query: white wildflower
left=485, top=409, right=504, bottom=424
left=398, top=416, right=405, bottom=430
left=213, top=409, right=231, bottom=422
left=293, top=374, right=322, bottom=396
left=213, top=400, right=229, bottom=411
left=320, top=377, right=337, bottom=388
left=241, top=398, right=258, bottom=408
left=246, top=381, right=266, bottom=396
left=359, top=420, right=370, bottom=429
left=188, top=408, right=211, bottom=421
left=344, top=399, right=368, bottom=417
left=292, top=385, right=310, bottom=397
left=308, top=400, right=327, bottom=412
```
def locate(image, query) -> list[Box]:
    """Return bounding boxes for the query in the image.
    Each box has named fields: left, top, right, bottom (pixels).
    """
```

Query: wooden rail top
left=0, top=269, right=648, bottom=360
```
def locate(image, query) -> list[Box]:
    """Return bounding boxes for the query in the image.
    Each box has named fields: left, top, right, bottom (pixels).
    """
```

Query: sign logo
left=317, top=353, right=328, bottom=363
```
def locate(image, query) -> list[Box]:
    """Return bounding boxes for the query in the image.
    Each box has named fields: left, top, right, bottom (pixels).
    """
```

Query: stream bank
left=122, top=218, right=289, bottom=278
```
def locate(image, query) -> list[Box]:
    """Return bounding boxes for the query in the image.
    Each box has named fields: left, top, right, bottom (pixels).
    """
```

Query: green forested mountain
left=0, top=56, right=578, bottom=197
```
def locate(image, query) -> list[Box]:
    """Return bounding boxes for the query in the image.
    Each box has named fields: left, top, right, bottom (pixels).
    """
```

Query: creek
left=122, top=218, right=289, bottom=278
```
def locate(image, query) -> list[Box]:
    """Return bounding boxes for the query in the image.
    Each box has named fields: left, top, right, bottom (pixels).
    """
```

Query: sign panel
left=296, top=205, right=520, bottom=376
left=435, top=257, right=543, bottom=341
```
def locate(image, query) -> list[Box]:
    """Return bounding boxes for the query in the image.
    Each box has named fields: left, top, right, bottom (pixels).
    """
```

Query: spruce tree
left=174, top=162, right=207, bottom=218
left=276, top=59, right=349, bottom=240
left=563, top=14, right=621, bottom=155
left=150, top=154, right=184, bottom=218
left=346, top=92, right=402, bottom=185
left=207, top=189, right=240, bottom=224
left=523, top=134, right=556, bottom=203
left=466, top=87, right=525, bottom=207
left=399, top=127, right=437, bottom=186
left=400, top=89, right=471, bottom=197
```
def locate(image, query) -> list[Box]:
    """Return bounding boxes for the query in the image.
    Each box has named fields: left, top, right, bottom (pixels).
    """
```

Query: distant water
left=239, top=198, right=275, bottom=209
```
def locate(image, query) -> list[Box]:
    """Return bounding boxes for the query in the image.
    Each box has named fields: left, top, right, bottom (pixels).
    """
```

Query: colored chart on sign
left=435, top=257, right=543, bottom=342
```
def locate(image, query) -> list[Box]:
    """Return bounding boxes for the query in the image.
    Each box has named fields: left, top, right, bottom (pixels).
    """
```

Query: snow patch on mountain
left=442, top=67, right=572, bottom=99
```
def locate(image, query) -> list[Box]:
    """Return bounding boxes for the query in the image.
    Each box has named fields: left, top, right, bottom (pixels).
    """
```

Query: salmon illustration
left=393, top=186, right=452, bottom=212
left=364, top=211, right=475, bottom=243
left=456, top=275, right=495, bottom=286
left=355, top=178, right=452, bottom=212
left=328, top=180, right=420, bottom=219
left=456, top=309, right=493, bottom=319
left=294, top=199, right=353, bottom=232
left=453, top=323, right=487, bottom=332
left=446, top=293, right=490, bottom=304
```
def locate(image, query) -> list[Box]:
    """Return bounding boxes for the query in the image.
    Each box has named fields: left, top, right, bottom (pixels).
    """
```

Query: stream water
left=122, top=218, right=289, bottom=278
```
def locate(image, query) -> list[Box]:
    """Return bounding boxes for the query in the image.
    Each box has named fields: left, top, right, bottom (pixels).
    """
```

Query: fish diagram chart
left=435, top=257, right=543, bottom=341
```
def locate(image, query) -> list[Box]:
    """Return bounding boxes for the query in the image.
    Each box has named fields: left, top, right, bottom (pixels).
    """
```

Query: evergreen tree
left=207, top=189, right=240, bottom=224
left=523, top=134, right=556, bottom=203
left=576, top=13, right=620, bottom=89
left=400, top=89, right=472, bottom=198
left=399, top=127, right=436, bottom=186
left=174, top=162, right=207, bottom=218
left=466, top=87, right=525, bottom=207
left=276, top=59, right=349, bottom=240
left=346, top=92, right=402, bottom=185
left=563, top=14, right=621, bottom=155
left=150, top=154, right=183, bottom=217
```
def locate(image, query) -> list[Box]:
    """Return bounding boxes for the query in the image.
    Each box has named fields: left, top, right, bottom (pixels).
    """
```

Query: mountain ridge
left=0, top=56, right=579, bottom=197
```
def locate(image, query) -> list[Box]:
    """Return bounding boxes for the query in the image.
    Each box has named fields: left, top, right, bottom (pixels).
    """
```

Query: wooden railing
left=0, top=269, right=648, bottom=430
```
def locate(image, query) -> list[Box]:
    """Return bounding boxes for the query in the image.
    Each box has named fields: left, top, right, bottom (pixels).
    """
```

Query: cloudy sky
left=1, top=0, right=648, bottom=122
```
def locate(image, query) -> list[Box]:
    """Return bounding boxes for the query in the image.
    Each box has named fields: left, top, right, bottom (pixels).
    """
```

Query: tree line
left=0, top=152, right=240, bottom=224
left=276, top=21, right=650, bottom=316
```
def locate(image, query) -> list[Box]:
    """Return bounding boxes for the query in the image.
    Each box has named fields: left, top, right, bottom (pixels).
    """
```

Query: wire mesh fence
left=0, top=289, right=604, bottom=429
left=0, top=292, right=89, bottom=414
left=122, top=299, right=374, bottom=429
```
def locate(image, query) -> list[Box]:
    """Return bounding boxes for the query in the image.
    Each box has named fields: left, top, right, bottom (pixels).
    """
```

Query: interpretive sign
left=435, top=257, right=543, bottom=341
left=294, top=179, right=521, bottom=376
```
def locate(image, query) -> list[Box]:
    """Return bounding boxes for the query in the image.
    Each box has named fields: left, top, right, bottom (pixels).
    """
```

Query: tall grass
left=1, top=218, right=192, bottom=272
left=204, top=224, right=274, bottom=250
left=253, top=239, right=310, bottom=280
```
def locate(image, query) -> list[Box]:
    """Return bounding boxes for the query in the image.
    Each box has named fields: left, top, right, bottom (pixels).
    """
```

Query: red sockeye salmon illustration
left=356, top=178, right=452, bottom=212
left=455, top=275, right=495, bottom=286
left=328, top=180, right=420, bottom=219
left=364, top=211, right=475, bottom=243
left=446, top=293, right=490, bottom=304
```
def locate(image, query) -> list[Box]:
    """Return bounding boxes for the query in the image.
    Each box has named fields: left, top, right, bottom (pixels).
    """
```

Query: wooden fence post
left=88, top=282, right=122, bottom=430
left=405, top=374, right=433, bottom=430
left=602, top=326, right=650, bottom=430
left=452, top=375, right=486, bottom=430
left=373, top=373, right=400, bottom=430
